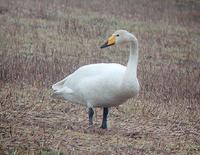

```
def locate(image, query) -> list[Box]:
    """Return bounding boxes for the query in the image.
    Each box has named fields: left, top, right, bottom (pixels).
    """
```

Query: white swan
left=52, top=30, right=140, bottom=129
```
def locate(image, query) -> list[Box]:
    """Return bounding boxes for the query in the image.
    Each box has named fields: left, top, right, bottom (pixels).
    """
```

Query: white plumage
left=52, top=30, right=140, bottom=129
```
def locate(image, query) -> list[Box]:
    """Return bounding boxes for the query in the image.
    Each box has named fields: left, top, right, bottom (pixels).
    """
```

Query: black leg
left=88, top=107, right=94, bottom=126
left=100, top=107, right=109, bottom=129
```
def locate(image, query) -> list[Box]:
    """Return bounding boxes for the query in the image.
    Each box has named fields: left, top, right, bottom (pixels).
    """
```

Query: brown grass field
left=0, top=0, right=200, bottom=154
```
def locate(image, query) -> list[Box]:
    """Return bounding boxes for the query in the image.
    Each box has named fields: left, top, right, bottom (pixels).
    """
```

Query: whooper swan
left=52, top=30, right=140, bottom=129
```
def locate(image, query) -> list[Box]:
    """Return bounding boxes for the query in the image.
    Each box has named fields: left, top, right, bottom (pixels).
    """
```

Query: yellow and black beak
left=100, top=35, right=116, bottom=48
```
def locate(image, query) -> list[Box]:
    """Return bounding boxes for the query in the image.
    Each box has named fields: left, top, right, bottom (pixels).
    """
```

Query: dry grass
left=0, top=0, right=200, bottom=154
left=1, top=84, right=200, bottom=155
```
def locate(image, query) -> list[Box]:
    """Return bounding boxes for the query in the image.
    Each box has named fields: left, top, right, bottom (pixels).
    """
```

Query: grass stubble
left=0, top=0, right=200, bottom=154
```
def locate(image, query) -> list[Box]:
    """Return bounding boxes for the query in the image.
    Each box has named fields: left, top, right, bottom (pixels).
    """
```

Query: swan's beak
left=101, top=35, right=116, bottom=48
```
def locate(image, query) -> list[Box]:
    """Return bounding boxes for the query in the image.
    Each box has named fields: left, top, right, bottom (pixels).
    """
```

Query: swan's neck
left=120, top=38, right=139, bottom=96
left=126, top=39, right=138, bottom=78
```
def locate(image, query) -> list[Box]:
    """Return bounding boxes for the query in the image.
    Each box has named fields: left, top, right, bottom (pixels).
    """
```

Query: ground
left=1, top=84, right=199, bottom=155
left=0, top=0, right=200, bottom=154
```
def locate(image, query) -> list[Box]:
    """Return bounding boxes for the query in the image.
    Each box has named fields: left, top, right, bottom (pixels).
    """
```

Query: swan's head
left=101, top=30, right=136, bottom=48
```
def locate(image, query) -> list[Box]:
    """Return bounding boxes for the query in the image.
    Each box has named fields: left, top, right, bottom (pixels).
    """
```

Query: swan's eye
left=116, top=34, right=120, bottom=37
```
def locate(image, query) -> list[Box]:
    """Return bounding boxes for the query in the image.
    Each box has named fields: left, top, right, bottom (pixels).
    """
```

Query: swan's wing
left=52, top=63, right=125, bottom=90
left=77, top=66, right=126, bottom=106
left=52, top=63, right=126, bottom=103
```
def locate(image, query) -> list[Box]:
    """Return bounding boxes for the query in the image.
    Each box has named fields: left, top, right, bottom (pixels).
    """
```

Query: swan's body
left=53, top=63, right=139, bottom=107
left=52, top=30, right=140, bottom=129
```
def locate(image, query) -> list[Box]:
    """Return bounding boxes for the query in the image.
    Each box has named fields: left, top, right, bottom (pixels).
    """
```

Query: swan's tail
left=52, top=79, right=66, bottom=91
left=51, top=80, right=73, bottom=99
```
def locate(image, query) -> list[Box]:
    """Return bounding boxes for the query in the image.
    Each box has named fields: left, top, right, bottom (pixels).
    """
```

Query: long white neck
left=120, top=36, right=139, bottom=96
left=125, top=37, right=139, bottom=79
